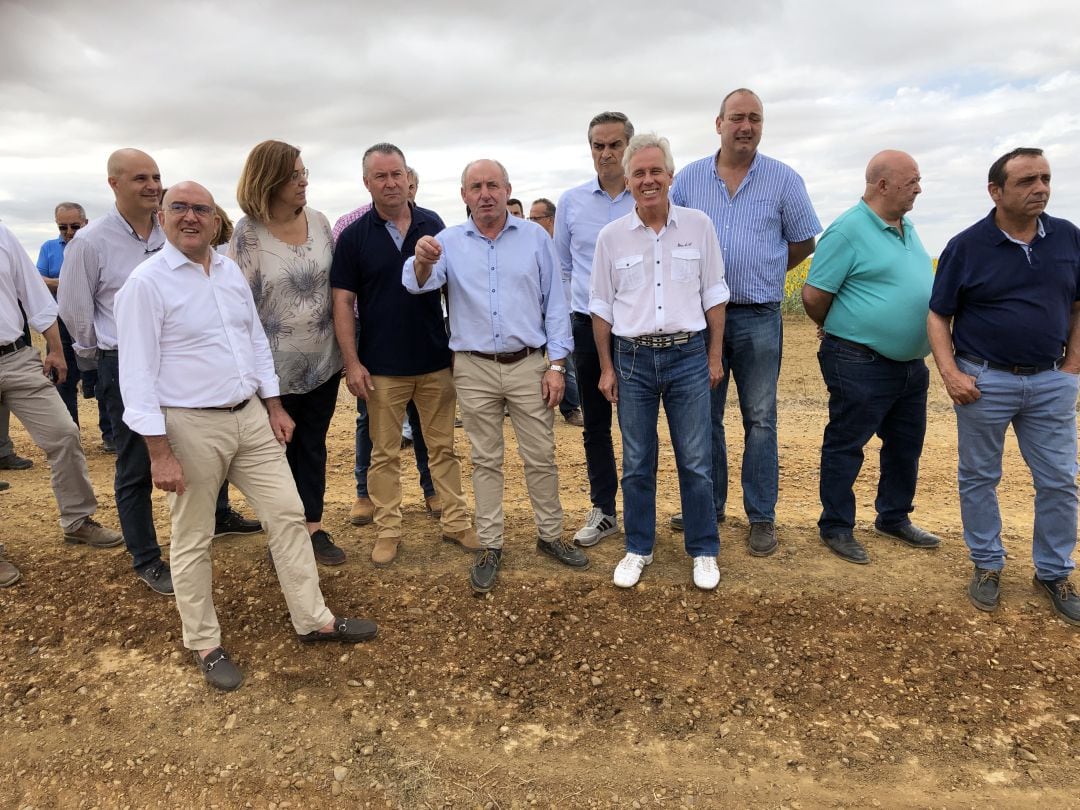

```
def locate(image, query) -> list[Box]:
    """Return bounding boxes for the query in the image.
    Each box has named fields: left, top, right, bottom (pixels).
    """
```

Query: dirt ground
left=2, top=315, right=1079, bottom=809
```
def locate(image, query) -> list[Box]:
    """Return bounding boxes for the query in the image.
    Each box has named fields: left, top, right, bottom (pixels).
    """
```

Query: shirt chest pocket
left=615, top=254, right=645, bottom=291
left=670, top=248, right=701, bottom=283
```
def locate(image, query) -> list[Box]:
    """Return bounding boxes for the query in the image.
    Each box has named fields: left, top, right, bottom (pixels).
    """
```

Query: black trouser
left=572, top=312, right=618, bottom=515
left=280, top=374, right=340, bottom=523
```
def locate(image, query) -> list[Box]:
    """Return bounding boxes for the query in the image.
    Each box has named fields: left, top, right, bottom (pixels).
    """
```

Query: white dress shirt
left=57, top=204, right=166, bottom=357
left=0, top=222, right=58, bottom=343
left=115, top=242, right=280, bottom=437
left=589, top=205, right=729, bottom=337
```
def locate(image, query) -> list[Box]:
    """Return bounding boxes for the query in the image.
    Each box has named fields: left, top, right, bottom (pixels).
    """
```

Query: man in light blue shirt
left=802, top=150, right=940, bottom=565
left=672, top=88, right=821, bottom=557
left=405, top=158, right=586, bottom=594
left=554, top=111, right=636, bottom=548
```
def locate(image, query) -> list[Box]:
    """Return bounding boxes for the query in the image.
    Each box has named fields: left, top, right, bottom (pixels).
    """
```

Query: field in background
left=782, top=257, right=939, bottom=313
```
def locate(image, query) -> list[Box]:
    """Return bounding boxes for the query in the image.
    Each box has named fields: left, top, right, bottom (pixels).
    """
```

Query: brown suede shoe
left=350, top=496, right=375, bottom=526
left=63, top=517, right=124, bottom=548
left=371, top=536, right=400, bottom=567
left=442, top=527, right=482, bottom=552
left=0, top=545, right=21, bottom=587
left=425, top=494, right=443, bottom=518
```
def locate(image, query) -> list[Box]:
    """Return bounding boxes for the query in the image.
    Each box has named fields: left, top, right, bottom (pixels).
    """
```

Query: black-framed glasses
left=58, top=224, right=83, bottom=232
left=167, top=202, right=215, bottom=218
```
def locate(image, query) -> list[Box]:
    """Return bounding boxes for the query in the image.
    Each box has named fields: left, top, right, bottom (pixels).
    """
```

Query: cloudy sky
left=1, top=0, right=1078, bottom=260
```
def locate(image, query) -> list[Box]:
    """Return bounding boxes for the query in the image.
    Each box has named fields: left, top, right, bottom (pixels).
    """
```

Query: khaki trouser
left=163, top=398, right=333, bottom=651
left=0, top=345, right=96, bottom=530
left=452, top=351, right=563, bottom=548
left=367, top=368, right=470, bottom=539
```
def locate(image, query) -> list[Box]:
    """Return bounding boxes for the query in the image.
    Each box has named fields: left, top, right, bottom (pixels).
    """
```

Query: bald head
left=159, top=181, right=219, bottom=267
left=863, top=150, right=922, bottom=223
left=162, top=181, right=214, bottom=208
left=106, top=148, right=162, bottom=221
left=107, top=148, right=157, bottom=179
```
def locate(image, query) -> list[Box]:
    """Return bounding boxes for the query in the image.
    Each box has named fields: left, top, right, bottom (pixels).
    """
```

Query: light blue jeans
left=954, top=356, right=1079, bottom=580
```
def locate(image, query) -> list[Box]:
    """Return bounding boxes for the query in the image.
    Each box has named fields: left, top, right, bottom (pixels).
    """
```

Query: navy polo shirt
left=930, top=209, right=1080, bottom=366
left=330, top=204, right=451, bottom=376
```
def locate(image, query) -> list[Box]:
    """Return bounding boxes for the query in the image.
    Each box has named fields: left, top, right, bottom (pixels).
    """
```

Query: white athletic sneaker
left=692, top=556, right=720, bottom=590
left=613, top=552, right=653, bottom=588
left=574, top=507, right=619, bottom=547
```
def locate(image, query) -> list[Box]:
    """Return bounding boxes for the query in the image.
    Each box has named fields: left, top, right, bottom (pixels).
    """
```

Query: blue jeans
left=817, top=337, right=928, bottom=535
left=710, top=303, right=782, bottom=523
left=616, top=333, right=718, bottom=557
left=573, top=312, right=618, bottom=515
left=354, top=398, right=433, bottom=499
left=97, top=352, right=161, bottom=571
left=954, top=356, right=1079, bottom=580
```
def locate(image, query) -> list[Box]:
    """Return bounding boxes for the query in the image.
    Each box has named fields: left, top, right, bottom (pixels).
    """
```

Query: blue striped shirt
left=554, top=177, right=634, bottom=314
left=402, top=216, right=572, bottom=361
left=672, top=151, right=821, bottom=304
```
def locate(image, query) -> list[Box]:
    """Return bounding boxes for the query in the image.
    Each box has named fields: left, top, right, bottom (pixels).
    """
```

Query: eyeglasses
left=528, top=215, right=553, bottom=222
left=58, top=224, right=83, bottom=232
left=289, top=168, right=310, bottom=182
left=167, top=202, right=216, bottom=218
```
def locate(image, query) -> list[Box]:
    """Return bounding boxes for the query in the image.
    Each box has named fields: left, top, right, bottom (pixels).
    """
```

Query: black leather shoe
left=311, top=530, right=346, bottom=566
left=213, top=508, right=262, bottom=539
left=537, top=537, right=590, bottom=569
left=298, top=617, right=378, bottom=643
left=875, top=522, right=941, bottom=549
left=968, top=567, right=1000, bottom=612
left=822, top=532, right=869, bottom=564
left=670, top=512, right=725, bottom=531
left=1033, top=576, right=1080, bottom=627
left=470, top=548, right=502, bottom=594
left=195, top=647, right=243, bottom=691
left=748, top=522, right=778, bottom=557
left=0, top=453, right=32, bottom=470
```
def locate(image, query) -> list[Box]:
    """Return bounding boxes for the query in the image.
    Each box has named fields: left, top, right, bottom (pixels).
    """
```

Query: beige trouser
left=367, top=368, right=470, bottom=539
left=163, top=398, right=333, bottom=650
left=0, top=345, right=96, bottom=530
left=453, top=350, right=563, bottom=548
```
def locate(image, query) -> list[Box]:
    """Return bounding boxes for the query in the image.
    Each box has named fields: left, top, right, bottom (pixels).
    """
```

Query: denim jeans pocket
left=615, top=339, right=637, bottom=381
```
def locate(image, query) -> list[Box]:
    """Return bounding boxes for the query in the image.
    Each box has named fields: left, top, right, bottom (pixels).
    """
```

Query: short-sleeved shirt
left=36, top=238, right=65, bottom=278
left=671, top=151, right=821, bottom=304
left=806, top=199, right=932, bottom=361
left=330, top=204, right=450, bottom=376
left=929, top=209, right=1080, bottom=367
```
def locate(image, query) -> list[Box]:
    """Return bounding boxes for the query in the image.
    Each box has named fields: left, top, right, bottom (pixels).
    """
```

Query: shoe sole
left=0, top=572, right=22, bottom=587
left=315, top=554, right=347, bottom=566
left=350, top=515, right=374, bottom=527
left=537, top=546, right=590, bottom=570
left=1033, top=581, right=1080, bottom=627
left=299, top=626, right=379, bottom=643
left=64, top=534, right=125, bottom=549
left=748, top=541, right=778, bottom=558
left=136, top=577, right=174, bottom=597
left=873, top=526, right=940, bottom=550
left=821, top=537, right=870, bottom=565
left=573, top=524, right=618, bottom=548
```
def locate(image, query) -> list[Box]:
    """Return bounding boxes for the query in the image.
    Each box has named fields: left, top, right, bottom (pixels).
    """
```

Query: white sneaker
left=692, top=556, right=720, bottom=590
left=613, top=552, right=653, bottom=588
left=573, top=507, right=619, bottom=547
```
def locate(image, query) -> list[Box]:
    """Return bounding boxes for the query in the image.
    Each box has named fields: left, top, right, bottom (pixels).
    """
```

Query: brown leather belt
left=193, top=398, right=251, bottom=413
left=464, top=346, right=540, bottom=364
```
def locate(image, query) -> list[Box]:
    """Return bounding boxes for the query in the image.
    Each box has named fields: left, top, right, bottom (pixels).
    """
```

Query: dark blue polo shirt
left=330, top=204, right=451, bottom=376
left=930, top=209, right=1080, bottom=366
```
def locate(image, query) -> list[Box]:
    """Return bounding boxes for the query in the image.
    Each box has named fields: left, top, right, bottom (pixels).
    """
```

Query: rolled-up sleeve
left=5, top=231, right=59, bottom=334
left=699, top=222, right=730, bottom=311
left=115, top=276, right=166, bottom=436
left=588, top=226, right=616, bottom=324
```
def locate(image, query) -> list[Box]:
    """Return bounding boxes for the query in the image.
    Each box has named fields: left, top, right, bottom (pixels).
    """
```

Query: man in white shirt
left=0, top=221, right=123, bottom=587
left=115, top=182, right=377, bottom=691
left=590, top=134, right=729, bottom=590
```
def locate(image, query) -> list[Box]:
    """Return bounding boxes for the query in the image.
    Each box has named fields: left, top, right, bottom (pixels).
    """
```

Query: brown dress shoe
left=442, top=527, right=482, bottom=552
left=425, top=494, right=443, bottom=518
left=371, top=536, right=400, bottom=567
left=350, top=496, right=375, bottom=526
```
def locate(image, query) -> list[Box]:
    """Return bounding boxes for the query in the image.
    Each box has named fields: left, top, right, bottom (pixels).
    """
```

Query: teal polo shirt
left=806, top=199, right=932, bottom=361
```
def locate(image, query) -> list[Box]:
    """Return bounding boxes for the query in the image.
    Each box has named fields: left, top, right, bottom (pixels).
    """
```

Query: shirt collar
left=162, top=240, right=223, bottom=272
left=109, top=203, right=166, bottom=251
left=590, top=175, right=631, bottom=201
left=627, top=204, right=679, bottom=231
left=857, top=198, right=910, bottom=234
left=980, top=207, right=1050, bottom=245
left=464, top=214, right=518, bottom=238
left=712, top=150, right=760, bottom=180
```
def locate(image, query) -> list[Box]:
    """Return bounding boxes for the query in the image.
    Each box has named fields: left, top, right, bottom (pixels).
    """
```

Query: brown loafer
left=442, top=527, right=482, bottom=552
left=371, top=536, right=400, bottom=567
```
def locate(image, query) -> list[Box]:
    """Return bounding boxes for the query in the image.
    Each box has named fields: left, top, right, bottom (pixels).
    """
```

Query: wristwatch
left=548, top=363, right=566, bottom=374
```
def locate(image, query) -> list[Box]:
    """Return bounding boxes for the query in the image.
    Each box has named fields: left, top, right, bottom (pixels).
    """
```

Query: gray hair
left=588, top=111, right=634, bottom=143
left=460, top=159, right=510, bottom=187
left=362, top=142, right=407, bottom=178
left=55, top=201, right=86, bottom=219
left=622, top=133, right=675, bottom=175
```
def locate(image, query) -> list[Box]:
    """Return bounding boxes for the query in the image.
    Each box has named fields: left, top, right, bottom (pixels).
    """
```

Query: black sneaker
left=537, top=537, right=590, bottom=569
left=135, top=561, right=174, bottom=596
left=311, top=530, right=346, bottom=566
left=213, top=508, right=262, bottom=539
left=0, top=453, right=32, bottom=470
left=470, top=548, right=502, bottom=594
left=822, top=532, right=869, bottom=565
left=194, top=647, right=244, bottom=691
left=1033, top=575, right=1080, bottom=627
left=968, top=567, right=1000, bottom=612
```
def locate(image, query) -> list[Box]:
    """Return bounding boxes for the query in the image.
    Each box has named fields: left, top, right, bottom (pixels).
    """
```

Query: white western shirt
left=0, top=222, right=58, bottom=343
left=57, top=204, right=166, bottom=357
left=589, top=205, right=729, bottom=337
left=115, top=242, right=280, bottom=436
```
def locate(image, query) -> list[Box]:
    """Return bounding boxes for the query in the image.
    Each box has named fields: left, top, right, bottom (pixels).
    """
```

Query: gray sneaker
left=968, top=567, right=1000, bottom=612
left=135, top=561, right=174, bottom=596
left=573, top=507, right=618, bottom=547
left=64, top=517, right=124, bottom=548
left=748, top=522, right=778, bottom=557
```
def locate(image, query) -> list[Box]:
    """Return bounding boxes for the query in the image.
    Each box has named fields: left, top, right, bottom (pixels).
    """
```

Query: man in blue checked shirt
left=404, top=159, right=588, bottom=594
left=672, top=88, right=821, bottom=557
